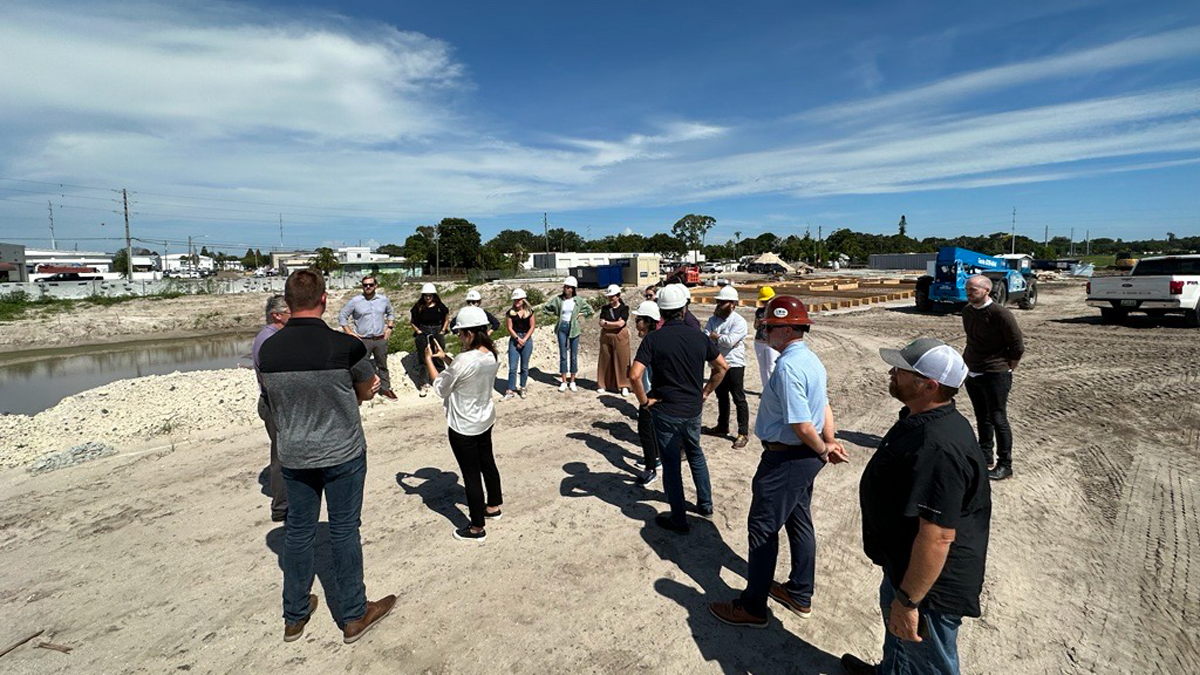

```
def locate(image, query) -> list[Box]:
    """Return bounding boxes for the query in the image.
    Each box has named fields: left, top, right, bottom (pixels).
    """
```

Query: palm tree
left=312, top=247, right=339, bottom=275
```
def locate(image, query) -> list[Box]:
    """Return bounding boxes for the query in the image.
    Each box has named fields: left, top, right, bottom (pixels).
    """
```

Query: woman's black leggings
left=448, top=426, right=503, bottom=528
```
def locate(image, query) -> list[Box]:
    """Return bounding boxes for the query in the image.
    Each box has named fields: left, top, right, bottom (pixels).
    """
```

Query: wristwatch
left=895, top=587, right=920, bottom=609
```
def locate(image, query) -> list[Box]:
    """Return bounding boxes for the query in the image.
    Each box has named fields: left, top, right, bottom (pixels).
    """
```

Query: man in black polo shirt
left=842, top=338, right=991, bottom=675
left=629, top=284, right=728, bottom=533
left=258, top=269, right=396, bottom=644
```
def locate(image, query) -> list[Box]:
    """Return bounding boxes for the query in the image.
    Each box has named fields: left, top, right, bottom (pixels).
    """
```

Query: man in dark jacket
left=962, top=274, right=1024, bottom=481
left=842, top=337, right=991, bottom=675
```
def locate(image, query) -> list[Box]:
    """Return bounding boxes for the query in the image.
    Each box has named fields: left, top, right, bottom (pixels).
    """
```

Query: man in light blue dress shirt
left=338, top=276, right=397, bottom=399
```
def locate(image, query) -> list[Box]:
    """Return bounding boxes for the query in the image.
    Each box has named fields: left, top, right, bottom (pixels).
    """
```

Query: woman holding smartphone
left=410, top=282, right=450, bottom=397
left=423, top=306, right=503, bottom=542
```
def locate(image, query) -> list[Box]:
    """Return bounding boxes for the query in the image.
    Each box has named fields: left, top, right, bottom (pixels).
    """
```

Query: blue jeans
left=556, top=322, right=579, bottom=374
left=740, top=446, right=825, bottom=616
left=508, top=336, right=534, bottom=390
left=879, top=576, right=963, bottom=675
left=651, top=409, right=711, bottom=526
left=281, top=452, right=368, bottom=625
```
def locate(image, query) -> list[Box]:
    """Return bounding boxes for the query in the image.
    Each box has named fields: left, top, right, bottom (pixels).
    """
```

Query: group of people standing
left=252, top=269, right=1022, bottom=675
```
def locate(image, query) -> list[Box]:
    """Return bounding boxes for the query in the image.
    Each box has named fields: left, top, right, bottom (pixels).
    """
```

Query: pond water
left=0, top=333, right=256, bottom=416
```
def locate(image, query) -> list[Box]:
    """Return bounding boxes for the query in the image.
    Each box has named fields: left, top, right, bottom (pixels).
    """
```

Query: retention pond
left=0, top=332, right=255, bottom=416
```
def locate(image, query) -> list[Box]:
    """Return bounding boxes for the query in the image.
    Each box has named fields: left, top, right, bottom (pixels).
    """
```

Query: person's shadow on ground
left=597, top=395, right=639, bottom=418
left=266, top=524, right=345, bottom=626
left=395, top=467, right=470, bottom=528
left=592, top=418, right=641, bottom=446
left=257, top=466, right=271, bottom=498
left=528, top=367, right=598, bottom=390
left=836, top=430, right=883, bottom=449
left=566, top=432, right=642, bottom=476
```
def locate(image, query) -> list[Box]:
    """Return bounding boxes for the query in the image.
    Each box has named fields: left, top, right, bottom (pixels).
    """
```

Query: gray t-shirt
left=257, top=317, right=375, bottom=469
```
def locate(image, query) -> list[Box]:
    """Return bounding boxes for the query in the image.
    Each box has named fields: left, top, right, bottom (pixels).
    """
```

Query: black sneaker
left=453, top=526, right=486, bottom=542
left=701, top=426, right=730, bottom=437
left=654, top=513, right=690, bottom=534
left=637, top=470, right=658, bottom=487
left=484, top=508, right=502, bottom=520
left=988, top=465, right=1013, bottom=481
left=697, top=505, right=714, bottom=518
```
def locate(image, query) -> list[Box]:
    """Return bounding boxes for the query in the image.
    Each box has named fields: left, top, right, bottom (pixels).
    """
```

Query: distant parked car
left=41, top=272, right=102, bottom=282
left=700, top=262, right=720, bottom=273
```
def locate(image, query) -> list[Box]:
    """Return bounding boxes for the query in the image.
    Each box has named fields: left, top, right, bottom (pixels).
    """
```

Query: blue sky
left=0, top=0, right=1198, bottom=254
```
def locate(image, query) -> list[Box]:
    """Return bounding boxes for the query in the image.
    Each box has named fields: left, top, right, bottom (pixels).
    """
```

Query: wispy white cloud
left=0, top=1, right=1198, bottom=245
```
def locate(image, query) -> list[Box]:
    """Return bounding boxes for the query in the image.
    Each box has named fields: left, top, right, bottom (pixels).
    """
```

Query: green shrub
left=524, top=287, right=545, bottom=306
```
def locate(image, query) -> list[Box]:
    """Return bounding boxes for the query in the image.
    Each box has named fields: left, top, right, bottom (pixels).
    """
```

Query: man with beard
left=703, top=284, right=750, bottom=449
left=842, top=338, right=991, bottom=675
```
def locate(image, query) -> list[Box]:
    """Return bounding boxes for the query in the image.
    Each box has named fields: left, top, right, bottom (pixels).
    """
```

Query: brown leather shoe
left=342, top=595, right=396, bottom=644
left=708, top=600, right=768, bottom=628
left=769, top=581, right=812, bottom=618
left=283, top=594, right=318, bottom=642
left=732, top=435, right=750, bottom=449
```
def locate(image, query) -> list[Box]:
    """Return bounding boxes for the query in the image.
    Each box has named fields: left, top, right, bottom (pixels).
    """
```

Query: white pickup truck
left=1086, top=254, right=1200, bottom=326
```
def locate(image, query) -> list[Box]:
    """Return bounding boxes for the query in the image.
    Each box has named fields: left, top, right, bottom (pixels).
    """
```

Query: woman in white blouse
left=423, top=306, right=503, bottom=542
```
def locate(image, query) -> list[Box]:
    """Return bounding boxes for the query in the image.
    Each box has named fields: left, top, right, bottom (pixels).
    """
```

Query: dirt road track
left=1, top=283, right=1197, bottom=674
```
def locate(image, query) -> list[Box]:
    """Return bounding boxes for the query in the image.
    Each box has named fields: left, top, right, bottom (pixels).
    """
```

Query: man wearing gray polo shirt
left=259, top=269, right=395, bottom=644
left=338, top=276, right=397, bottom=399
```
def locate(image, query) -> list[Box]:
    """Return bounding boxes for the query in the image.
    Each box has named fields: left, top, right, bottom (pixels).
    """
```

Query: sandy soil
left=1, top=283, right=1197, bottom=674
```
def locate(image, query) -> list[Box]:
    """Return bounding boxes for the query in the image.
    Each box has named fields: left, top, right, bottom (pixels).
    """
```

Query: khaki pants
left=258, top=395, right=288, bottom=519
left=597, top=327, right=631, bottom=390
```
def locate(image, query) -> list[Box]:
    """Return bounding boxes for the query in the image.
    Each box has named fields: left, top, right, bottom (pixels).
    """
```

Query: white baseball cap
left=633, top=301, right=661, bottom=322
left=511, top=288, right=527, bottom=300
left=715, top=285, right=739, bottom=302
left=604, top=284, right=622, bottom=297
left=421, top=282, right=437, bottom=295
left=879, top=338, right=969, bottom=388
left=658, top=284, right=688, bottom=310
left=563, top=276, right=578, bottom=288
left=451, top=306, right=489, bottom=331
left=465, top=290, right=482, bottom=301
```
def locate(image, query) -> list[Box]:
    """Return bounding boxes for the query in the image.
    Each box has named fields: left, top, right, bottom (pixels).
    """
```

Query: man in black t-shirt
left=629, top=284, right=728, bottom=533
left=842, top=338, right=991, bottom=675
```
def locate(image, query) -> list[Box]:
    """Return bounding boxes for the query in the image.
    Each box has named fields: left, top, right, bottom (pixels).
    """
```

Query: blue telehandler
left=914, top=247, right=1038, bottom=312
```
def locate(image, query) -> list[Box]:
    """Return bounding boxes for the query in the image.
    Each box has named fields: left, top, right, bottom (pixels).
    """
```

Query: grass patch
left=0, top=289, right=191, bottom=323
left=1079, top=254, right=1116, bottom=267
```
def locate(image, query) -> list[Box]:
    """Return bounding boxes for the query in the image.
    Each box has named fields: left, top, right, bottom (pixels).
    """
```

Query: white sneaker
left=502, top=391, right=515, bottom=401
left=419, top=385, right=428, bottom=398
left=597, top=388, right=607, bottom=396
left=559, top=381, right=568, bottom=392
left=569, top=381, right=578, bottom=392
left=621, top=388, right=630, bottom=397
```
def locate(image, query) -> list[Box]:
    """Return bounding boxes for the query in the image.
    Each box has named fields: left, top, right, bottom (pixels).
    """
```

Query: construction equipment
left=915, top=247, right=1038, bottom=311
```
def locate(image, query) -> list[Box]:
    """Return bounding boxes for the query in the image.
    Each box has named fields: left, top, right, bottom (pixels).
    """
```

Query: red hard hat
left=761, top=295, right=812, bottom=326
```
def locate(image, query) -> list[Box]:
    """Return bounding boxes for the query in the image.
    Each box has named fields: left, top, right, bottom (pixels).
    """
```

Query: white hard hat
left=421, top=282, right=437, bottom=295
left=511, top=288, right=527, bottom=300
left=715, top=285, right=739, bottom=302
left=634, top=301, right=661, bottom=322
left=563, top=276, right=578, bottom=288
left=604, top=284, right=622, bottom=297
left=658, top=284, right=688, bottom=310
left=465, top=290, right=482, bottom=301
left=451, top=306, right=489, bottom=331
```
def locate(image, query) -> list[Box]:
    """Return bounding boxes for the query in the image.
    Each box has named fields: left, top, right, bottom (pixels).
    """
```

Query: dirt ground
left=1, top=282, right=1197, bottom=674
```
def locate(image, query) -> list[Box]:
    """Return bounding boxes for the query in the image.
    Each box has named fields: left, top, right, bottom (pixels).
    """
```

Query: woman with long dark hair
left=543, top=276, right=592, bottom=392
left=423, top=306, right=503, bottom=542
left=410, top=282, right=450, bottom=397
left=596, top=284, right=631, bottom=396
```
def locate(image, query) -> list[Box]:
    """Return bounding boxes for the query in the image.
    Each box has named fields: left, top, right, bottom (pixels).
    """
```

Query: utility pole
left=122, top=189, right=133, bottom=279
left=1070, top=227, right=1075, bottom=256
left=1086, top=230, right=1091, bottom=256
left=47, top=201, right=57, bottom=250
left=1011, top=207, right=1017, bottom=255
left=1044, top=224, right=1048, bottom=249
left=279, top=214, right=284, bottom=249
left=817, top=225, right=823, bottom=265
left=543, top=212, right=549, bottom=253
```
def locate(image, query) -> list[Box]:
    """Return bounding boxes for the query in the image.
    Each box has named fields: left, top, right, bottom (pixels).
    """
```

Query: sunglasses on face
left=362, top=283, right=376, bottom=288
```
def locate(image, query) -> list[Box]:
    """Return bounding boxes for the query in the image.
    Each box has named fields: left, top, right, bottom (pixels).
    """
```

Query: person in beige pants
left=597, top=284, right=632, bottom=396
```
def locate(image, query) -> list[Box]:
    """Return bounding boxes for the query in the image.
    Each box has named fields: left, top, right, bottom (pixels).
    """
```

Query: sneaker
left=484, top=508, right=502, bottom=520
left=840, top=654, right=878, bottom=675
left=559, top=381, right=568, bottom=392
left=702, top=426, right=730, bottom=437
left=708, top=600, right=768, bottom=629
left=419, top=385, right=428, bottom=398
left=637, top=470, right=658, bottom=487
left=517, top=388, right=526, bottom=399
left=453, top=526, right=487, bottom=542
left=283, top=594, right=318, bottom=642
left=502, top=391, right=515, bottom=401
left=989, top=465, right=1013, bottom=481
left=620, top=388, right=630, bottom=397
left=342, top=595, right=396, bottom=644
left=569, top=381, right=578, bottom=392
left=732, top=435, right=750, bottom=450
left=769, top=581, right=812, bottom=619
left=597, top=388, right=607, bottom=396
left=654, top=513, right=689, bottom=534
